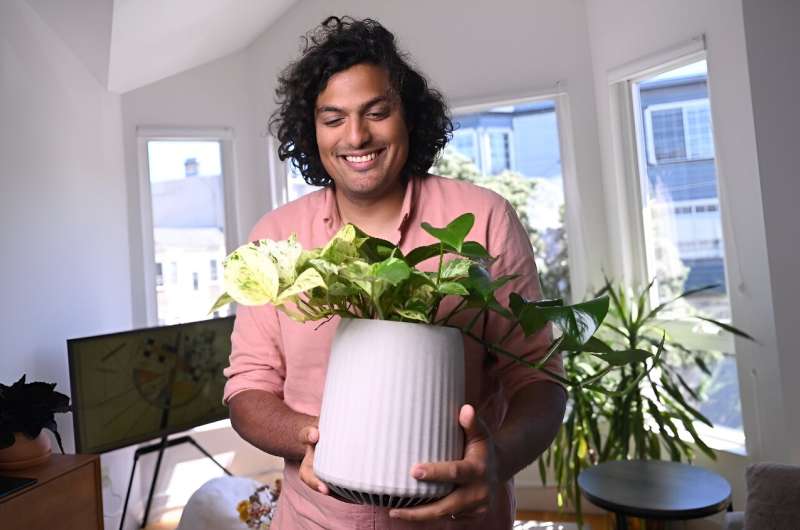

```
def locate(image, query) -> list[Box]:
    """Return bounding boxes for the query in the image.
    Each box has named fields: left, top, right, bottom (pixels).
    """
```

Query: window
left=434, top=99, right=571, bottom=300
left=628, top=58, right=743, bottom=441
left=286, top=161, right=317, bottom=202
left=486, top=129, right=513, bottom=174
left=645, top=100, right=715, bottom=164
left=138, top=130, right=235, bottom=326
left=209, top=259, right=219, bottom=282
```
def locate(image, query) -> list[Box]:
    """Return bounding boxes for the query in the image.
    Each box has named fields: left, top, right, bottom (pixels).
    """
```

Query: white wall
left=0, top=0, right=131, bottom=450
left=0, top=1, right=136, bottom=528
left=741, top=0, right=800, bottom=466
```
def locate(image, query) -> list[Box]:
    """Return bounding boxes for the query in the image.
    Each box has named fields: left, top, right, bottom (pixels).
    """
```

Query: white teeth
left=345, top=152, right=378, bottom=163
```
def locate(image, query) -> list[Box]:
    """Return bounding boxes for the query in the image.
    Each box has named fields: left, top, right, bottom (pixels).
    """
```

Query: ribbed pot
left=314, top=318, right=465, bottom=508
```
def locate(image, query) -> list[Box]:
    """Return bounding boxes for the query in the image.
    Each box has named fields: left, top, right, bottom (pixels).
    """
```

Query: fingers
left=410, top=458, right=486, bottom=485
left=298, top=425, right=319, bottom=446
left=459, top=404, right=489, bottom=444
left=389, top=483, right=490, bottom=521
left=410, top=405, right=491, bottom=485
left=298, top=426, right=329, bottom=495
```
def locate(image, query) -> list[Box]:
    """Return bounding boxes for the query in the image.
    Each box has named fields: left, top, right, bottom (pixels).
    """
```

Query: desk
left=0, top=454, right=103, bottom=530
left=578, top=460, right=731, bottom=530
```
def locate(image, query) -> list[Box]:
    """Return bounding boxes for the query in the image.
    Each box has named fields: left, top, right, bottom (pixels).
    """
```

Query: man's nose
left=346, top=117, right=371, bottom=148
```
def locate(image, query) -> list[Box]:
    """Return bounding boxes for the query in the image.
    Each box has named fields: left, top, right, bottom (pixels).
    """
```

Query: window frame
left=449, top=89, right=585, bottom=301
left=135, top=127, right=238, bottom=326
left=607, top=42, right=752, bottom=451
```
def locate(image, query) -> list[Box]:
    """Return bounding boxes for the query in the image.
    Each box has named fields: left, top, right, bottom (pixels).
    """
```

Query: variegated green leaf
left=442, top=258, right=473, bottom=279
left=222, top=242, right=280, bottom=305
left=276, top=268, right=326, bottom=304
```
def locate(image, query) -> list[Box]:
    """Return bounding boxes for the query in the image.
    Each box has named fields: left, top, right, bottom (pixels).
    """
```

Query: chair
left=723, top=463, right=800, bottom=530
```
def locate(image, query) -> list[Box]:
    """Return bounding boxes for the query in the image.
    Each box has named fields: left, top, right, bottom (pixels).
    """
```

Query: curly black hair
left=269, top=16, right=453, bottom=187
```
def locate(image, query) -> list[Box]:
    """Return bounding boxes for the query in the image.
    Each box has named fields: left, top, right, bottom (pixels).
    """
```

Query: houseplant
left=0, top=374, right=71, bottom=469
left=211, top=213, right=648, bottom=506
left=540, top=277, right=755, bottom=526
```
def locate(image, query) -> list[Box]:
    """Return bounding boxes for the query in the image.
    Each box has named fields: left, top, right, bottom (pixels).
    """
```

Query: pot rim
left=337, top=317, right=463, bottom=334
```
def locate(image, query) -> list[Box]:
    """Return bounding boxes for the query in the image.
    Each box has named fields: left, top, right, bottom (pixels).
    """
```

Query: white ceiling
left=27, top=0, right=299, bottom=94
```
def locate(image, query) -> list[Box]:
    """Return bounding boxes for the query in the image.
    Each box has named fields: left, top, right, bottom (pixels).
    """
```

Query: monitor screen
left=68, top=316, right=233, bottom=453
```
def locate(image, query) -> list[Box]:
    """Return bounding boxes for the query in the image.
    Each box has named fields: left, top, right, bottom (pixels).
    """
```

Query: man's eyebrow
left=315, top=95, right=393, bottom=115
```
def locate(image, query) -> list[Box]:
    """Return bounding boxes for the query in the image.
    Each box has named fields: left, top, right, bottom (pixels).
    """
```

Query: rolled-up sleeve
left=485, top=200, right=565, bottom=399
left=222, top=302, right=286, bottom=404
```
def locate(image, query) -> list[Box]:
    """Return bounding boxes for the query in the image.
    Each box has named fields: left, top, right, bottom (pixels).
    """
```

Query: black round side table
left=577, top=460, right=731, bottom=530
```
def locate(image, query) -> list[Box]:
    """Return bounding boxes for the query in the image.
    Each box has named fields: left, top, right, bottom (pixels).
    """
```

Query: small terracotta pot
left=0, top=432, right=52, bottom=470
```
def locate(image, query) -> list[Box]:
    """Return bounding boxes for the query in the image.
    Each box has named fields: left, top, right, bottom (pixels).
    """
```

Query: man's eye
left=323, top=118, right=343, bottom=126
left=367, top=111, right=389, bottom=119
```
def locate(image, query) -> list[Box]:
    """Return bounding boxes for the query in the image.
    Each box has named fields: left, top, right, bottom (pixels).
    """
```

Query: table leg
left=614, top=512, right=628, bottom=530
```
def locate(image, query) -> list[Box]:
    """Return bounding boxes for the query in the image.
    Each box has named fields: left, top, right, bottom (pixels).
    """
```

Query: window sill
left=679, top=421, right=747, bottom=457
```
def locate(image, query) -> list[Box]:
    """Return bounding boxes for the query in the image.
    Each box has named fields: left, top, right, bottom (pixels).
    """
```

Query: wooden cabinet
left=0, top=454, right=103, bottom=530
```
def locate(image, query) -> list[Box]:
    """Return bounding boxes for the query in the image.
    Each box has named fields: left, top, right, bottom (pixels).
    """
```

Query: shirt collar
left=320, top=175, right=419, bottom=242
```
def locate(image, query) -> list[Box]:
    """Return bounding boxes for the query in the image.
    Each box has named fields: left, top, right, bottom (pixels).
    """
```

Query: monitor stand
left=118, top=434, right=232, bottom=530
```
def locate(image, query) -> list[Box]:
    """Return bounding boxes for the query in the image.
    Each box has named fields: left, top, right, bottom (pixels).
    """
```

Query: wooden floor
left=141, top=507, right=183, bottom=530
left=516, top=510, right=614, bottom=530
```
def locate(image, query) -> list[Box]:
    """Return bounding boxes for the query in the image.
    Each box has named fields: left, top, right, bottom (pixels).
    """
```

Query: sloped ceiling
left=27, top=0, right=114, bottom=87
left=26, top=0, right=299, bottom=94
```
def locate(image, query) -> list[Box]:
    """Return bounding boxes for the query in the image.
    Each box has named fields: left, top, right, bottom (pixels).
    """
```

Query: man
left=223, top=16, right=566, bottom=529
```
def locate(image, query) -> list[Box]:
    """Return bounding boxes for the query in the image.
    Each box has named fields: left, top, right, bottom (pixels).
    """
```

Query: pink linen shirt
left=223, top=174, right=564, bottom=530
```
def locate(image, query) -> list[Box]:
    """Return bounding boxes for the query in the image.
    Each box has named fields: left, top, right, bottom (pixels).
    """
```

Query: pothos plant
left=540, top=277, right=755, bottom=527
left=211, top=212, right=655, bottom=393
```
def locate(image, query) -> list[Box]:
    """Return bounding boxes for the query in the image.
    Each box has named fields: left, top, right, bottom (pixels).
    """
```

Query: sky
left=147, top=140, right=222, bottom=182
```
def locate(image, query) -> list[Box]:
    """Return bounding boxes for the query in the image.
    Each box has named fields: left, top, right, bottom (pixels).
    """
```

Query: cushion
left=744, top=463, right=800, bottom=530
left=177, top=476, right=263, bottom=530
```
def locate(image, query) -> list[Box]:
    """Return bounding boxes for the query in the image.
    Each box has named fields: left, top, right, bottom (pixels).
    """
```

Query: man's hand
left=298, top=425, right=330, bottom=495
left=389, top=404, right=497, bottom=522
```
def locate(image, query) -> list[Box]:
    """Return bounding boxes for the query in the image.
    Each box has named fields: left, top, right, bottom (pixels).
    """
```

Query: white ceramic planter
left=314, top=318, right=465, bottom=508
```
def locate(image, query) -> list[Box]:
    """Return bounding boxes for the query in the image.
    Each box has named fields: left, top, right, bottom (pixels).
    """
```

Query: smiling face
left=314, top=63, right=410, bottom=203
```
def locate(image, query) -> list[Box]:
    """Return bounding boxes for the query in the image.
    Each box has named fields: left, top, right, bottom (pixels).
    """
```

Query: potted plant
left=540, top=277, right=755, bottom=527
left=211, top=213, right=648, bottom=507
left=0, top=375, right=71, bottom=470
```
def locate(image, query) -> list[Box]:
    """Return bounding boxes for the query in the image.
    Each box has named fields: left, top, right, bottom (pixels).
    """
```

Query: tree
left=432, top=147, right=570, bottom=300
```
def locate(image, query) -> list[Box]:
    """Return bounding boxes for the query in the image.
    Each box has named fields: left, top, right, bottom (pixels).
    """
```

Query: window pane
left=634, top=60, right=742, bottom=434
left=286, top=161, right=317, bottom=202
left=682, top=351, right=743, bottom=431
left=488, top=130, right=512, bottom=174
left=146, top=140, right=231, bottom=325
left=685, top=103, right=714, bottom=159
left=637, top=61, right=729, bottom=319
left=434, top=100, right=570, bottom=300
left=652, top=108, right=686, bottom=162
